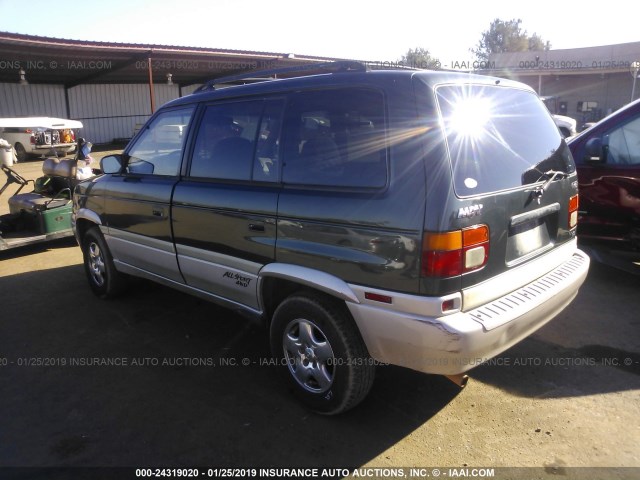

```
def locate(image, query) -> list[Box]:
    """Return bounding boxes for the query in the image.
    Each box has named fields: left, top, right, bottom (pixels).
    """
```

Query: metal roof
left=485, top=41, right=640, bottom=76
left=0, top=31, right=340, bottom=87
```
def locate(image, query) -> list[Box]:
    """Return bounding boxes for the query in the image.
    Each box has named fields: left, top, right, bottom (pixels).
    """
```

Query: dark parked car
left=568, top=98, right=640, bottom=273
left=73, top=62, right=589, bottom=414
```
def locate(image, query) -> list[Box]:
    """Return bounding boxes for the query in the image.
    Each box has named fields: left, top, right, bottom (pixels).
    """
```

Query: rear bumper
left=31, top=144, right=75, bottom=154
left=346, top=248, right=590, bottom=375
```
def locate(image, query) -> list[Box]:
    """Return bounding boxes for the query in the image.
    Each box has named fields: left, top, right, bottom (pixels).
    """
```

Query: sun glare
left=449, top=97, right=492, bottom=138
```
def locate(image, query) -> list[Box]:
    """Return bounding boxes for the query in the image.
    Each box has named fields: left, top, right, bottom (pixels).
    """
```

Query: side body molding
left=257, top=264, right=360, bottom=307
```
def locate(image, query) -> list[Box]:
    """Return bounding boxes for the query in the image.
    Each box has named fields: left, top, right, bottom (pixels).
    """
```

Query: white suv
left=541, top=97, right=577, bottom=137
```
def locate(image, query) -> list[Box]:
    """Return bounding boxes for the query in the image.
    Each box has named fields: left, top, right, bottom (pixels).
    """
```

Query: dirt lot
left=0, top=157, right=639, bottom=480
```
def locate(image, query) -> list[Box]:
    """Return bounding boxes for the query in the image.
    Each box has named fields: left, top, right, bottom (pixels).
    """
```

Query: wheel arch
left=73, top=208, right=102, bottom=244
left=257, top=264, right=360, bottom=324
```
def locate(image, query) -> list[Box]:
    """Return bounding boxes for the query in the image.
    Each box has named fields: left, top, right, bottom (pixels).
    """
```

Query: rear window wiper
left=529, top=170, right=569, bottom=203
left=537, top=169, right=568, bottom=188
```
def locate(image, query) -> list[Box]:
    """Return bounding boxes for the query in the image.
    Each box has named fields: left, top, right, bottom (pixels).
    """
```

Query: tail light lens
left=422, top=225, right=490, bottom=278
left=569, top=194, right=579, bottom=229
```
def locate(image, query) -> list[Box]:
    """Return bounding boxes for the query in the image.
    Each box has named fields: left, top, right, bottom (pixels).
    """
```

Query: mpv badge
left=457, top=204, right=484, bottom=219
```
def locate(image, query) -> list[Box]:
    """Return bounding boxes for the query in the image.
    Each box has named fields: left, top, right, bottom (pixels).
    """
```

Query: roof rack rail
left=194, top=60, right=369, bottom=93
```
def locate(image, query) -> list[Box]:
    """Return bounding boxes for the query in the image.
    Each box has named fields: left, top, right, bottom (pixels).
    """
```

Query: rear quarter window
left=282, top=88, right=388, bottom=188
left=436, top=84, right=574, bottom=197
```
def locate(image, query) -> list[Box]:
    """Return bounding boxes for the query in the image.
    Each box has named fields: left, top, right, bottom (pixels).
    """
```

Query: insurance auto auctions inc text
left=253, top=468, right=495, bottom=478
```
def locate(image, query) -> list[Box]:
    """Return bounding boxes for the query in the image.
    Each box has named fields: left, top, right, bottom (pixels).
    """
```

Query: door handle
left=152, top=207, right=164, bottom=218
left=248, top=222, right=265, bottom=232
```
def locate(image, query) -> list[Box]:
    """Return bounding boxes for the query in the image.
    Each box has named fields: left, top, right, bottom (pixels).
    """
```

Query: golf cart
left=0, top=139, right=94, bottom=251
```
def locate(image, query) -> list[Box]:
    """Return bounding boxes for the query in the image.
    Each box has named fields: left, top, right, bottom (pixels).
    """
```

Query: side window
left=606, top=115, right=640, bottom=165
left=253, top=100, right=284, bottom=182
left=190, top=101, right=264, bottom=181
left=127, top=107, right=194, bottom=176
left=282, top=88, right=387, bottom=188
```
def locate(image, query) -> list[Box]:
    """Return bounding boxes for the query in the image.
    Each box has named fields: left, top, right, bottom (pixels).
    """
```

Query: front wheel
left=270, top=293, right=375, bottom=415
left=81, top=227, right=126, bottom=299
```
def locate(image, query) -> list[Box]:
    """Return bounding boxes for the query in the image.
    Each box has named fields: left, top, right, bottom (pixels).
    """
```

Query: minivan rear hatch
left=418, top=78, right=579, bottom=303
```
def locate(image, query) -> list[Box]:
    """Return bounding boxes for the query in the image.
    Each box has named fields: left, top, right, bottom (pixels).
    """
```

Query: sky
left=0, top=0, right=639, bottom=66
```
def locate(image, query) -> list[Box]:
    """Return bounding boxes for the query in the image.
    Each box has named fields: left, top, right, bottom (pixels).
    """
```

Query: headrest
left=42, top=158, right=77, bottom=178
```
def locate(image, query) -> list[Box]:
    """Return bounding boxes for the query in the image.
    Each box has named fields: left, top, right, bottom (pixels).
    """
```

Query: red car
left=568, top=98, right=640, bottom=273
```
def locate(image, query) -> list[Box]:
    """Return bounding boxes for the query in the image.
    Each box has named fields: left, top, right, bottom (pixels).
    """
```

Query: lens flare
left=449, top=98, right=491, bottom=138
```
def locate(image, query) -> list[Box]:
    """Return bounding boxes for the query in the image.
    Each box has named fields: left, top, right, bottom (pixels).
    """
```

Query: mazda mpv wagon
left=73, top=62, right=589, bottom=414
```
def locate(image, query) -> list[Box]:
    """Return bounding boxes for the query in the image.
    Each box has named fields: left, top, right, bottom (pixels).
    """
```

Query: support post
left=148, top=57, right=156, bottom=114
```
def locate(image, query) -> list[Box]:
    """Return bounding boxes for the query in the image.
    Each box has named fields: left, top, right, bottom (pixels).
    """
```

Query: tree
left=472, top=19, right=551, bottom=61
left=400, top=47, right=440, bottom=69
left=528, top=32, right=551, bottom=52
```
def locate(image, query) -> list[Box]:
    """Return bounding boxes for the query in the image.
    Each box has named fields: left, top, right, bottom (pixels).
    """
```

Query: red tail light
left=569, top=194, right=579, bottom=229
left=422, top=225, right=490, bottom=278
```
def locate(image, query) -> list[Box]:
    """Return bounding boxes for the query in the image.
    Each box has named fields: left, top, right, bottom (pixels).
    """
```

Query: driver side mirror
left=584, top=137, right=606, bottom=164
left=100, top=154, right=123, bottom=174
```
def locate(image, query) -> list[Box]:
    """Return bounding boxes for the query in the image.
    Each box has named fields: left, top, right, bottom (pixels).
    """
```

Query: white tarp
left=0, top=117, right=83, bottom=129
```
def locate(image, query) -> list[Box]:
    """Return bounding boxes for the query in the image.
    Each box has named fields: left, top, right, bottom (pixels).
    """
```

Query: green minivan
left=73, top=62, right=589, bottom=414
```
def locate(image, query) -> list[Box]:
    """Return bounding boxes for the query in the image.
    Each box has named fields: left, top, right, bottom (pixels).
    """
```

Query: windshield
left=436, top=84, right=574, bottom=197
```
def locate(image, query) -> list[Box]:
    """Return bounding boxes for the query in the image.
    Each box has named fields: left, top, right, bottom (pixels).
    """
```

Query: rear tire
left=81, top=227, right=126, bottom=299
left=270, top=292, right=375, bottom=415
left=14, top=143, right=27, bottom=162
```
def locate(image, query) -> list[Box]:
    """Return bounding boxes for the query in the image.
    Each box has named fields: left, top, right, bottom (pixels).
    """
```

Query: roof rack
left=194, top=60, right=369, bottom=93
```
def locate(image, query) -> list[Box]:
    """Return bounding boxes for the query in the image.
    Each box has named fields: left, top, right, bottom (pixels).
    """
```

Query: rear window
left=436, top=84, right=574, bottom=197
